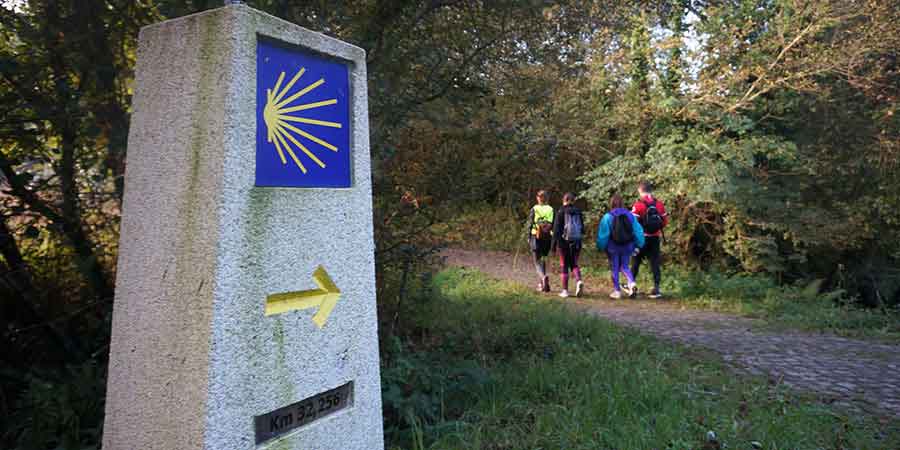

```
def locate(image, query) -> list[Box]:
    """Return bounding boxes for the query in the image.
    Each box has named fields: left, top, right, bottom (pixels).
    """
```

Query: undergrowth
left=432, top=206, right=527, bottom=252
left=381, top=268, right=900, bottom=449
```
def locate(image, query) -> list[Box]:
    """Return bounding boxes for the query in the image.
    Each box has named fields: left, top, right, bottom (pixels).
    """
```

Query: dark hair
left=638, top=181, right=653, bottom=193
left=609, top=194, right=624, bottom=210
left=562, top=192, right=576, bottom=205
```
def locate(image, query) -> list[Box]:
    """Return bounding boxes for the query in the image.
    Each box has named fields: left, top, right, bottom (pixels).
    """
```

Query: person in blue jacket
left=596, top=194, right=645, bottom=299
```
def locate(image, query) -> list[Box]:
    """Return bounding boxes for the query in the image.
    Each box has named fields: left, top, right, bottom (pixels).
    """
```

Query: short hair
left=536, top=190, right=547, bottom=202
left=562, top=192, right=576, bottom=204
left=609, top=194, right=624, bottom=210
left=638, top=181, right=653, bottom=192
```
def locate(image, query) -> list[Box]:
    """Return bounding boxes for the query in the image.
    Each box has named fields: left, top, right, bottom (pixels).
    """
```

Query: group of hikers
left=526, top=181, right=669, bottom=299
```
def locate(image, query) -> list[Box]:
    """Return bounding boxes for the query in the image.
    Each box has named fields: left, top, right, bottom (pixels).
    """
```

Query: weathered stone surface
left=104, top=5, right=382, bottom=450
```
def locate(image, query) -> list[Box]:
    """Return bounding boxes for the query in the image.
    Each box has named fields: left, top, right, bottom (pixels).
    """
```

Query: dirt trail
left=443, top=248, right=900, bottom=418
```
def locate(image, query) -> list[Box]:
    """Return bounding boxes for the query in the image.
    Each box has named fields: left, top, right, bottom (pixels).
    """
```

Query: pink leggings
left=557, top=242, right=582, bottom=290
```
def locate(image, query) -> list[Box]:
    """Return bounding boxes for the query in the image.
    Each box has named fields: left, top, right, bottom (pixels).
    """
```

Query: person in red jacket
left=631, top=181, right=669, bottom=298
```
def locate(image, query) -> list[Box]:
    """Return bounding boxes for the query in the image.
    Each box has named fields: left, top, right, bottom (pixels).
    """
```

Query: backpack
left=536, top=220, right=553, bottom=240
left=563, top=209, right=583, bottom=241
left=641, top=199, right=664, bottom=234
left=532, top=205, right=553, bottom=240
left=611, top=214, right=634, bottom=244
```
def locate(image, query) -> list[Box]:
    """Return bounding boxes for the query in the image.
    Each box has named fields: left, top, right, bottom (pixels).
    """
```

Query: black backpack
left=611, top=214, right=634, bottom=244
left=641, top=199, right=664, bottom=234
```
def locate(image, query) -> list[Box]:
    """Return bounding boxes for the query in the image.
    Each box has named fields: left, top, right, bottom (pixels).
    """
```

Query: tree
left=580, top=0, right=900, bottom=304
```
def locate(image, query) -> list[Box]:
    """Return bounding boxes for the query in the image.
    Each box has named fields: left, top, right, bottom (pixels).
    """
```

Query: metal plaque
left=254, top=381, right=354, bottom=445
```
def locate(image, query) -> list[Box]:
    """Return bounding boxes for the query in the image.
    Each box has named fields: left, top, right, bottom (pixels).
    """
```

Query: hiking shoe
left=609, top=290, right=622, bottom=299
left=559, top=290, right=570, bottom=298
left=623, top=282, right=636, bottom=297
left=575, top=281, right=584, bottom=297
left=542, top=276, right=551, bottom=292
left=648, top=289, right=663, bottom=299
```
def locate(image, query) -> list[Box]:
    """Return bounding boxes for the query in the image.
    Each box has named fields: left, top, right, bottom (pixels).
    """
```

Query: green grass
left=382, top=268, right=900, bottom=449
left=579, top=254, right=900, bottom=342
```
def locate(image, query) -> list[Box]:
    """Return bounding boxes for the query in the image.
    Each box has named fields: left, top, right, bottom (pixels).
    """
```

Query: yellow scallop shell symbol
left=263, top=68, right=342, bottom=174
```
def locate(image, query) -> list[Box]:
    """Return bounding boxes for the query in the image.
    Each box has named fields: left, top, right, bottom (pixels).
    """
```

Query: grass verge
left=382, top=268, right=900, bottom=449
left=578, top=254, right=900, bottom=342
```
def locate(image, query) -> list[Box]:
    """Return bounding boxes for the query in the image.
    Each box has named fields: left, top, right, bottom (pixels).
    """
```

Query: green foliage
left=383, top=268, right=900, bottom=449
left=4, top=362, right=106, bottom=450
left=576, top=0, right=900, bottom=306
left=433, top=206, right=527, bottom=253
left=381, top=336, right=491, bottom=445
left=672, top=269, right=900, bottom=340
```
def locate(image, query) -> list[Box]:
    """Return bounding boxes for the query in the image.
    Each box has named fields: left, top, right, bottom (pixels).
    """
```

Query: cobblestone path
left=444, top=248, right=900, bottom=417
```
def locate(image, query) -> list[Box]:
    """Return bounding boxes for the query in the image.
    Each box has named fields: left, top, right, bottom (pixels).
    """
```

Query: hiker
left=631, top=181, right=669, bottom=299
left=596, top=194, right=645, bottom=299
left=551, top=192, right=584, bottom=298
left=527, top=190, right=554, bottom=292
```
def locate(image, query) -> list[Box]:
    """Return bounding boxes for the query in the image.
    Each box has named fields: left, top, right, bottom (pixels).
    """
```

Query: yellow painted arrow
left=265, top=266, right=341, bottom=328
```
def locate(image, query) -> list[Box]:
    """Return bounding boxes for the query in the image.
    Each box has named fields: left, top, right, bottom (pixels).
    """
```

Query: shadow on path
left=443, top=248, right=900, bottom=418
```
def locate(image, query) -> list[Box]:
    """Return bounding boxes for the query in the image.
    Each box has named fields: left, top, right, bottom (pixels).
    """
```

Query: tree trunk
left=44, top=0, right=114, bottom=302
left=57, top=129, right=114, bottom=301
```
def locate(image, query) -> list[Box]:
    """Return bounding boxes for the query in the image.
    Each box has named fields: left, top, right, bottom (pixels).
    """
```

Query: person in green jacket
left=526, top=190, right=554, bottom=292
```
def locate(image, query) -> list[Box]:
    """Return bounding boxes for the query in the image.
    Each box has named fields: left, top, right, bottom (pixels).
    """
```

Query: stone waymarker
left=102, top=4, right=383, bottom=449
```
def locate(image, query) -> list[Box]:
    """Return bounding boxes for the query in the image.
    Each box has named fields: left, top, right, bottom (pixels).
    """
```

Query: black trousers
left=529, top=236, right=551, bottom=278
left=632, top=235, right=661, bottom=289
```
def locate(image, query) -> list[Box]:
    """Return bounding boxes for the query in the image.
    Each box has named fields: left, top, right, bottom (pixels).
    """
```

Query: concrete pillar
left=103, top=5, right=383, bottom=449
